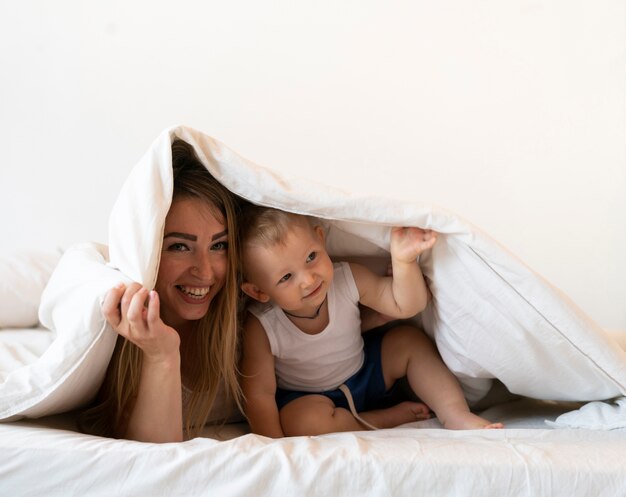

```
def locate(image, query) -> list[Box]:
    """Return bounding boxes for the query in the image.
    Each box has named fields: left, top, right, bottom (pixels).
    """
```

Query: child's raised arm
left=351, top=227, right=437, bottom=319
left=240, top=314, right=285, bottom=438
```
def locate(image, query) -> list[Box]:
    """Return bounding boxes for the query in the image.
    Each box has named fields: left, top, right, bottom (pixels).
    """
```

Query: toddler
left=240, top=207, right=502, bottom=437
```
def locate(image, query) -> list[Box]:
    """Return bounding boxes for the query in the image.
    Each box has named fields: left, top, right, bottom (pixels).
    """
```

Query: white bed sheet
left=2, top=398, right=625, bottom=497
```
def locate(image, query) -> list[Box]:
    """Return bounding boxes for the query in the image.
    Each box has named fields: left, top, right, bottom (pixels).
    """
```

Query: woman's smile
left=176, top=285, right=212, bottom=302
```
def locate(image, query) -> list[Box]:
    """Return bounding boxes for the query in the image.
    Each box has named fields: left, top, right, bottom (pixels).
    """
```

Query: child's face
left=242, top=222, right=334, bottom=315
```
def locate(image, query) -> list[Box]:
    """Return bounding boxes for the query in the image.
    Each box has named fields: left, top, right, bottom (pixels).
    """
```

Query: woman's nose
left=191, top=255, right=214, bottom=280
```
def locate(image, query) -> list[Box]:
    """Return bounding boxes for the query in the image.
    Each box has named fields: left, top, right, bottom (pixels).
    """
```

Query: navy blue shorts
left=275, top=326, right=401, bottom=412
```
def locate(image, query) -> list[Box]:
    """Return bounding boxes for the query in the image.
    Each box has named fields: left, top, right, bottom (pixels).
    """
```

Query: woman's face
left=155, top=196, right=229, bottom=331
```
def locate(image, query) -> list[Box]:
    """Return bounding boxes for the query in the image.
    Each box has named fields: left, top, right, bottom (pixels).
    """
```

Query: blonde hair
left=240, top=206, right=314, bottom=250
left=80, top=139, right=243, bottom=439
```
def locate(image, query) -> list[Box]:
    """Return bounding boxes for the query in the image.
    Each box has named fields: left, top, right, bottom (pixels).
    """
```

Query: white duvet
left=1, top=124, right=625, bottom=428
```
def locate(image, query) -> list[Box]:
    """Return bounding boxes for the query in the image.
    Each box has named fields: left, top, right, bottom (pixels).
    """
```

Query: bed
left=1, top=125, right=625, bottom=497
left=2, top=395, right=626, bottom=496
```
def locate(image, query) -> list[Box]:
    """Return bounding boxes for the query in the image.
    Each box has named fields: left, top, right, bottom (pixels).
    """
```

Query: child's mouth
left=304, top=283, right=323, bottom=299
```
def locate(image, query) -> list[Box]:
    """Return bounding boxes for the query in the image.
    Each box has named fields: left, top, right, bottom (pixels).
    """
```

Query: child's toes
left=411, top=403, right=432, bottom=419
left=484, top=422, right=504, bottom=429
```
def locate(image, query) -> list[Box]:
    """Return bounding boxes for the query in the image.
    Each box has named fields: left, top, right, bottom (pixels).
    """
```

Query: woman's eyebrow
left=164, top=232, right=197, bottom=241
left=163, top=230, right=227, bottom=242
left=211, top=230, right=227, bottom=241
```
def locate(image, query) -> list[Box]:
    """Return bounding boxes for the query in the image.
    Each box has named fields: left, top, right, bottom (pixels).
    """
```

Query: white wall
left=1, top=1, right=624, bottom=330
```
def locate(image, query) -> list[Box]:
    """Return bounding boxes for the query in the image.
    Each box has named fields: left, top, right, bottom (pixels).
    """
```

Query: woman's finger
left=102, top=283, right=126, bottom=327
left=146, top=290, right=161, bottom=327
left=127, top=287, right=150, bottom=332
left=120, top=283, right=144, bottom=319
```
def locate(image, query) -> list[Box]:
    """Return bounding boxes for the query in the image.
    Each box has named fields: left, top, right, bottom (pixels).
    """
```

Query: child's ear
left=314, top=225, right=326, bottom=243
left=241, top=282, right=270, bottom=303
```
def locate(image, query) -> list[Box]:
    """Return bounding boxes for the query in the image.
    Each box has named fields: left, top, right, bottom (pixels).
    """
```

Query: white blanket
left=1, top=125, right=625, bottom=427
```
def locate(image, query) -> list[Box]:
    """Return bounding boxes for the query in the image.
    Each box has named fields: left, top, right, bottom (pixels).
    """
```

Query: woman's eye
left=168, top=242, right=189, bottom=252
left=211, top=240, right=228, bottom=251
left=278, top=273, right=292, bottom=284
left=306, top=252, right=317, bottom=263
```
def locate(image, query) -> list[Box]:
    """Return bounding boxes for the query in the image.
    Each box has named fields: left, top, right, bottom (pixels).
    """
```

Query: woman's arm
left=102, top=284, right=185, bottom=442
left=122, top=351, right=183, bottom=442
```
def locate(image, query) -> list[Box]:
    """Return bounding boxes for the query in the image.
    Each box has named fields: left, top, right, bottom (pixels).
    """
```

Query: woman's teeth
left=177, top=285, right=210, bottom=299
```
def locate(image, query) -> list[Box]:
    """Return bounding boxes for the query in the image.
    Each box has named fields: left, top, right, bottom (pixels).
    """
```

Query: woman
left=80, top=139, right=242, bottom=442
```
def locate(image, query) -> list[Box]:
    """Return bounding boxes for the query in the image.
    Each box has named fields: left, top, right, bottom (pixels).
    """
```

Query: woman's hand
left=102, top=283, right=181, bottom=364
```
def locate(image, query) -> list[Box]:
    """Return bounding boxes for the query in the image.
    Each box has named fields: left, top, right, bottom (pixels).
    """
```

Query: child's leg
left=380, top=325, right=503, bottom=430
left=280, top=395, right=364, bottom=436
left=280, top=394, right=431, bottom=436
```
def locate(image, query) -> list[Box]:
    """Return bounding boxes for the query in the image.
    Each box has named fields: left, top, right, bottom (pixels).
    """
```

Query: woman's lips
left=176, top=285, right=211, bottom=304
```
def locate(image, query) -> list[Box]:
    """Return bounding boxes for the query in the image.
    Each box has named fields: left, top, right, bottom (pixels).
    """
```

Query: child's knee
left=280, top=396, right=337, bottom=436
left=385, top=324, right=433, bottom=352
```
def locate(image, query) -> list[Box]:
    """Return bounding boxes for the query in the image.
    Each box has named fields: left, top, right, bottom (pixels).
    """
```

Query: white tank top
left=248, top=262, right=364, bottom=392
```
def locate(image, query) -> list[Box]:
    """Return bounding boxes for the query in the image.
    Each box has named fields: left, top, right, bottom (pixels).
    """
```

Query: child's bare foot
left=402, top=401, right=432, bottom=424
left=361, top=401, right=432, bottom=429
left=483, top=422, right=505, bottom=429
left=441, top=411, right=504, bottom=430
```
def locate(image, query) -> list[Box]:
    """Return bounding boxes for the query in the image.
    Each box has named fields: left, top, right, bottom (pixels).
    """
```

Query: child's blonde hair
left=240, top=206, right=314, bottom=251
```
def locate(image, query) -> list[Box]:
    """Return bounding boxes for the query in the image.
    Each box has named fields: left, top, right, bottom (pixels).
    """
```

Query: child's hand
left=390, top=227, right=437, bottom=264
left=102, top=283, right=181, bottom=364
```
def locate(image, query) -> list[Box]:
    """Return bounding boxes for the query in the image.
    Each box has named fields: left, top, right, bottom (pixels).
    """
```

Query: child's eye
left=167, top=242, right=189, bottom=252
left=278, top=273, right=292, bottom=284
left=306, top=252, right=317, bottom=263
left=211, top=240, right=228, bottom=251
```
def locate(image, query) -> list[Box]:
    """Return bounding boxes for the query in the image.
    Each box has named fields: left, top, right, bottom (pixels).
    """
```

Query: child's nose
left=300, top=270, right=315, bottom=287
